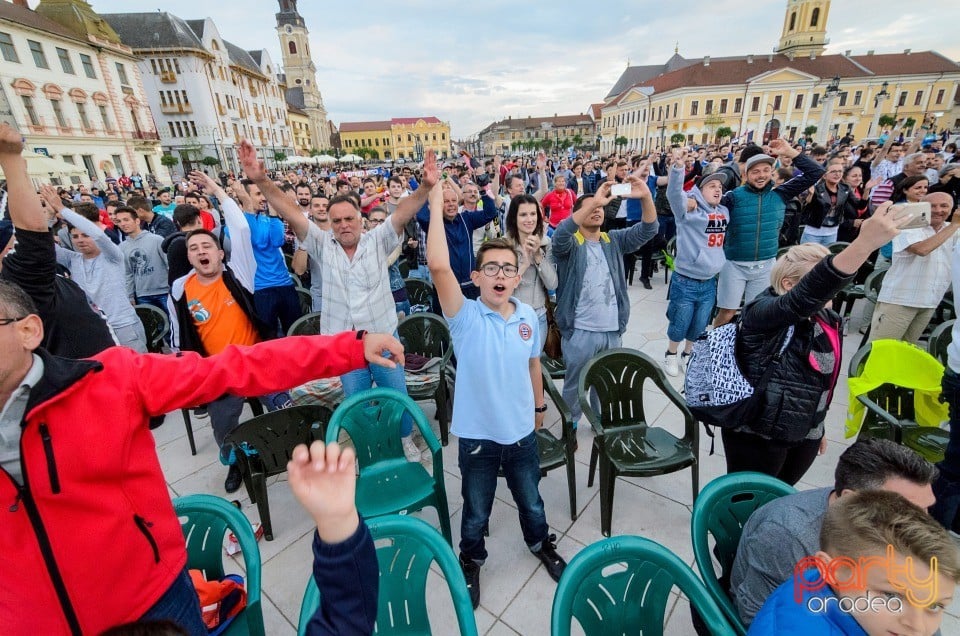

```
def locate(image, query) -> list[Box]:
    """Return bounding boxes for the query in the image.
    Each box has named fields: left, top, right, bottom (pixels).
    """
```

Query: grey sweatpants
left=561, top=328, right=622, bottom=423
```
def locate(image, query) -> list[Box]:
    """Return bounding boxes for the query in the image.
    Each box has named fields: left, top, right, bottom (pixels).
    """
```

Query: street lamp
left=817, top=75, right=841, bottom=145
left=868, top=80, right=890, bottom=137
left=211, top=127, right=223, bottom=169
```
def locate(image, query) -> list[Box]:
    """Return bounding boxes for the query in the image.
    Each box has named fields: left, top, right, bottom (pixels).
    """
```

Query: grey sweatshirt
left=120, top=231, right=170, bottom=298
left=56, top=209, right=140, bottom=329
left=667, top=165, right=729, bottom=280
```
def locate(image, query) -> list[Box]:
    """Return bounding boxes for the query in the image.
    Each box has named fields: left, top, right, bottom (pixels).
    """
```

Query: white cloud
left=81, top=0, right=960, bottom=137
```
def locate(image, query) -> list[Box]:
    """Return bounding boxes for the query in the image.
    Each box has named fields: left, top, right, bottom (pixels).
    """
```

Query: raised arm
left=666, top=149, right=689, bottom=220
left=238, top=139, right=310, bottom=241
left=390, top=149, right=438, bottom=234
left=59, top=207, right=122, bottom=263
left=0, top=124, right=47, bottom=232
left=772, top=140, right=824, bottom=201
left=534, top=152, right=548, bottom=202
left=426, top=183, right=464, bottom=318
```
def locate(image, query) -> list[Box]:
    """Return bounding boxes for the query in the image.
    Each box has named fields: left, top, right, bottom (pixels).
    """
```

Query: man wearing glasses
left=426, top=183, right=566, bottom=610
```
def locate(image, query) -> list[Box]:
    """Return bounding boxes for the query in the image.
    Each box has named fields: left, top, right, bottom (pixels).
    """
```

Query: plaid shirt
left=302, top=221, right=401, bottom=334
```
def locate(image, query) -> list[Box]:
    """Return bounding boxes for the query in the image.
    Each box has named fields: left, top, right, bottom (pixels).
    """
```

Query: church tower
left=776, top=0, right=830, bottom=57
left=276, top=0, right=330, bottom=149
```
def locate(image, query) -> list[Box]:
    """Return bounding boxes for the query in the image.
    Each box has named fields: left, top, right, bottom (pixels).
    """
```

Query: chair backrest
left=287, top=311, right=323, bottom=337
left=928, top=319, right=955, bottom=366
left=135, top=304, right=169, bottom=353
left=848, top=342, right=917, bottom=421
left=296, top=515, right=478, bottom=636
left=325, top=388, right=437, bottom=470
left=691, top=473, right=796, bottom=632
left=551, top=535, right=735, bottom=636
left=174, top=494, right=263, bottom=635
left=863, top=268, right=887, bottom=302
left=224, top=404, right=332, bottom=476
left=295, top=286, right=312, bottom=315
left=579, top=348, right=679, bottom=430
left=397, top=312, right=452, bottom=362
left=826, top=241, right=850, bottom=255
left=404, top=278, right=435, bottom=308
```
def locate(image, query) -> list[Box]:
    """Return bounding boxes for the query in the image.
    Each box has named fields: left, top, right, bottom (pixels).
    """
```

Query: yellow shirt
left=183, top=273, right=260, bottom=355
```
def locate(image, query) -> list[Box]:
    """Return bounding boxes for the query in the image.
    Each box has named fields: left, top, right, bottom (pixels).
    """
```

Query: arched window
left=789, top=11, right=796, bottom=30
left=288, top=40, right=297, bottom=55
left=811, top=7, right=820, bottom=27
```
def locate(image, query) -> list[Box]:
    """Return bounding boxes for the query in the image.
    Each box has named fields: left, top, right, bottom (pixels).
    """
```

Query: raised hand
left=38, top=184, right=65, bottom=211
left=238, top=140, right=266, bottom=181
left=288, top=441, right=359, bottom=543
left=855, top=201, right=910, bottom=251
left=421, top=149, right=439, bottom=188
left=768, top=138, right=798, bottom=159
left=593, top=181, right=614, bottom=208
left=188, top=170, right=218, bottom=192
left=671, top=147, right=686, bottom=168
left=0, top=123, right=24, bottom=156
left=623, top=173, right=652, bottom=199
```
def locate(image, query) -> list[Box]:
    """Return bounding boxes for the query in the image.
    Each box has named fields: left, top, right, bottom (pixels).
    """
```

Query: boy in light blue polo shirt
left=426, top=182, right=566, bottom=610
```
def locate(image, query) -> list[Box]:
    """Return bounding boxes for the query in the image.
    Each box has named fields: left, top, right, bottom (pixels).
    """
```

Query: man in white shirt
left=870, top=193, right=958, bottom=343
left=240, top=140, right=438, bottom=461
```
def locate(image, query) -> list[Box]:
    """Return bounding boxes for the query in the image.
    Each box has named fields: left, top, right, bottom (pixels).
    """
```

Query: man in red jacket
left=0, top=277, right=403, bottom=635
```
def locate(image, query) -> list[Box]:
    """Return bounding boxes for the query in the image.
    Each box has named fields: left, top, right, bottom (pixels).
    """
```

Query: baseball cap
left=744, top=154, right=776, bottom=172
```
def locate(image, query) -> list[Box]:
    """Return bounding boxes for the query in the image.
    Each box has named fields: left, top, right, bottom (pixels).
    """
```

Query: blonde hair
left=771, top=243, right=830, bottom=295
left=821, top=490, right=960, bottom=584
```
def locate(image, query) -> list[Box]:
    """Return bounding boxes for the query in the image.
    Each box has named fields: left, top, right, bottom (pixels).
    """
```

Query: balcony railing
left=160, top=70, right=177, bottom=83
left=160, top=103, right=192, bottom=114
left=131, top=130, right=160, bottom=141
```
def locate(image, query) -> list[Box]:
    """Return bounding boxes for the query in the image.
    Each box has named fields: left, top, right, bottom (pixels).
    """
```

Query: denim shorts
left=716, top=259, right=775, bottom=310
left=666, top=274, right=717, bottom=343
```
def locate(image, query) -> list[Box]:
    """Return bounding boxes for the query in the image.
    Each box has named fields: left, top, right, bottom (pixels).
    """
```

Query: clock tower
left=777, top=0, right=830, bottom=57
left=276, top=0, right=330, bottom=149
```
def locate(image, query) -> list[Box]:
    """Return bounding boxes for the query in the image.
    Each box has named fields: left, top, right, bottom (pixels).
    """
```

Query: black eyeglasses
left=479, top=263, right=519, bottom=277
left=0, top=316, right=27, bottom=326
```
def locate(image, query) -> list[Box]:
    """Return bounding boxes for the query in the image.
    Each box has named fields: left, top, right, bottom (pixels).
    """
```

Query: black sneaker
left=459, top=553, right=481, bottom=609
left=640, top=277, right=652, bottom=290
left=533, top=534, right=567, bottom=582
left=224, top=464, right=243, bottom=494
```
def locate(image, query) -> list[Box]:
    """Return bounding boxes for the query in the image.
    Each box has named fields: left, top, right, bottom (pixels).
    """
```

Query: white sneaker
left=663, top=352, right=680, bottom=377
left=401, top=435, right=422, bottom=462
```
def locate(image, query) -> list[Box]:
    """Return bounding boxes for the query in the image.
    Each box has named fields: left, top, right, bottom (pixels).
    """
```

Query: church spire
left=276, top=0, right=305, bottom=28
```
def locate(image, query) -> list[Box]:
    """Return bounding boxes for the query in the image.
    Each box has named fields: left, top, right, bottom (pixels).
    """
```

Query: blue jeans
left=340, top=357, right=413, bottom=437
left=458, top=432, right=549, bottom=563
left=536, top=309, right=548, bottom=354
left=799, top=228, right=838, bottom=246
left=407, top=264, right=432, bottom=282
left=562, top=329, right=622, bottom=423
left=139, top=567, right=206, bottom=635
left=932, top=368, right=960, bottom=530
left=253, top=284, right=302, bottom=337
left=666, top=274, right=717, bottom=343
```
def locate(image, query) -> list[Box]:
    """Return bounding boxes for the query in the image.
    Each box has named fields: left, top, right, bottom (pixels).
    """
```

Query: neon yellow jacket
left=845, top=339, right=948, bottom=438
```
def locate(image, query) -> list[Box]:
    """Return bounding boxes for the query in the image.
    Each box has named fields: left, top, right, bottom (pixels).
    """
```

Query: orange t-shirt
left=183, top=273, right=260, bottom=355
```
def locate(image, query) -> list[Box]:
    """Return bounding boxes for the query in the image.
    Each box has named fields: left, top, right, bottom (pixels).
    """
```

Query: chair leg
left=436, top=380, right=449, bottom=447
left=599, top=456, right=616, bottom=538
left=565, top=448, right=578, bottom=521
left=247, top=398, right=264, bottom=418
left=691, top=459, right=700, bottom=506
left=435, top=489, right=453, bottom=546
left=858, top=324, right=871, bottom=350
left=180, top=408, right=196, bottom=456
left=587, top=441, right=598, bottom=488
left=252, top=473, right=273, bottom=541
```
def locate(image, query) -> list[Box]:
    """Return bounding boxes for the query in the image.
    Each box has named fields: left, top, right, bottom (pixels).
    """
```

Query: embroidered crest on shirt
left=187, top=299, right=211, bottom=323
left=518, top=323, right=533, bottom=341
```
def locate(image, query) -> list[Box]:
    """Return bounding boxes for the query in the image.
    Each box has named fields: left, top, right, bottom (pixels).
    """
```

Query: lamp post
left=867, top=81, right=890, bottom=137
left=211, top=127, right=222, bottom=169
left=414, top=137, right=424, bottom=163
left=817, top=75, right=841, bottom=145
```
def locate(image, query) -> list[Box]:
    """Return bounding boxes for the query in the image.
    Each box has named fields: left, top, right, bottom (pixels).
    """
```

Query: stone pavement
left=156, top=272, right=960, bottom=635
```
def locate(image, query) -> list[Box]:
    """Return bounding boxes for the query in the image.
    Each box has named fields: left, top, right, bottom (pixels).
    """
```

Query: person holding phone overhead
left=869, top=192, right=958, bottom=344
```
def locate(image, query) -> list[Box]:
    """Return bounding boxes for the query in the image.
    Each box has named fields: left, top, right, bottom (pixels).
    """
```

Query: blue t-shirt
left=245, top=212, right=292, bottom=290
left=152, top=202, right=176, bottom=219
left=446, top=297, right=539, bottom=444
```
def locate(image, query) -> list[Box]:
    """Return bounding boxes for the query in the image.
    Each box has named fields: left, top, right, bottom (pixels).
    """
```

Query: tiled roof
left=589, top=103, right=603, bottom=119
left=224, top=40, right=262, bottom=75
left=0, top=1, right=86, bottom=45
left=849, top=51, right=960, bottom=76
left=102, top=12, right=204, bottom=51
left=339, top=121, right=393, bottom=132
left=605, top=53, right=697, bottom=99
left=391, top=117, right=441, bottom=125
left=486, top=114, right=595, bottom=132
left=285, top=86, right=305, bottom=110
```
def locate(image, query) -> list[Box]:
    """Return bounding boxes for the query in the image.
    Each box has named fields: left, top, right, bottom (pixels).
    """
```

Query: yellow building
left=478, top=114, right=596, bottom=156
left=338, top=117, right=451, bottom=160
left=287, top=105, right=312, bottom=156
left=601, top=0, right=959, bottom=152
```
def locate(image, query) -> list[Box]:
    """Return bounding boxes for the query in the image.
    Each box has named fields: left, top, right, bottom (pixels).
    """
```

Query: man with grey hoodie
left=662, top=148, right=729, bottom=377
left=115, top=206, right=169, bottom=314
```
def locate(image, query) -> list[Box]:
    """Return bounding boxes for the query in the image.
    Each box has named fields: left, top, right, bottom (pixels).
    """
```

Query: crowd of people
left=3, top=114, right=960, bottom=635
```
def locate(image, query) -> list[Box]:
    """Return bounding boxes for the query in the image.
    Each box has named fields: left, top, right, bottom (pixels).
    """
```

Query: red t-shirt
left=541, top=189, right=575, bottom=227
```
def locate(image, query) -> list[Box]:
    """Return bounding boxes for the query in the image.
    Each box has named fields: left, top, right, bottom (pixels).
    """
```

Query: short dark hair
left=834, top=438, right=938, bottom=494
left=105, top=199, right=124, bottom=210
left=0, top=279, right=38, bottom=318
left=387, top=175, right=404, bottom=187
left=738, top=144, right=764, bottom=164
left=127, top=196, right=151, bottom=213
left=279, top=183, right=295, bottom=193
left=475, top=237, right=517, bottom=269
left=73, top=202, right=100, bottom=222
left=114, top=206, right=139, bottom=221
left=184, top=228, right=221, bottom=248
left=173, top=204, right=201, bottom=229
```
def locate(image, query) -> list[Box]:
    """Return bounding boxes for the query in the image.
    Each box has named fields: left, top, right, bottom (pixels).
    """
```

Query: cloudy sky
left=82, top=0, right=960, bottom=138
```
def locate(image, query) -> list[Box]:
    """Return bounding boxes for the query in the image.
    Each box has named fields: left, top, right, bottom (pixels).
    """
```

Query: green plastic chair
left=174, top=494, right=264, bottom=636
left=404, top=277, right=435, bottom=311
left=928, top=319, right=955, bottom=366
left=580, top=348, right=699, bottom=537
left=224, top=404, right=333, bottom=541
left=325, top=388, right=452, bottom=544
left=135, top=304, right=169, bottom=353
left=296, top=515, right=478, bottom=635
left=287, top=311, right=322, bottom=337
left=397, top=313, right=453, bottom=446
left=540, top=366, right=578, bottom=520
left=551, top=535, right=735, bottom=636
left=691, top=473, right=796, bottom=635
left=849, top=343, right=949, bottom=463
left=294, top=286, right=312, bottom=315
left=857, top=268, right=887, bottom=348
